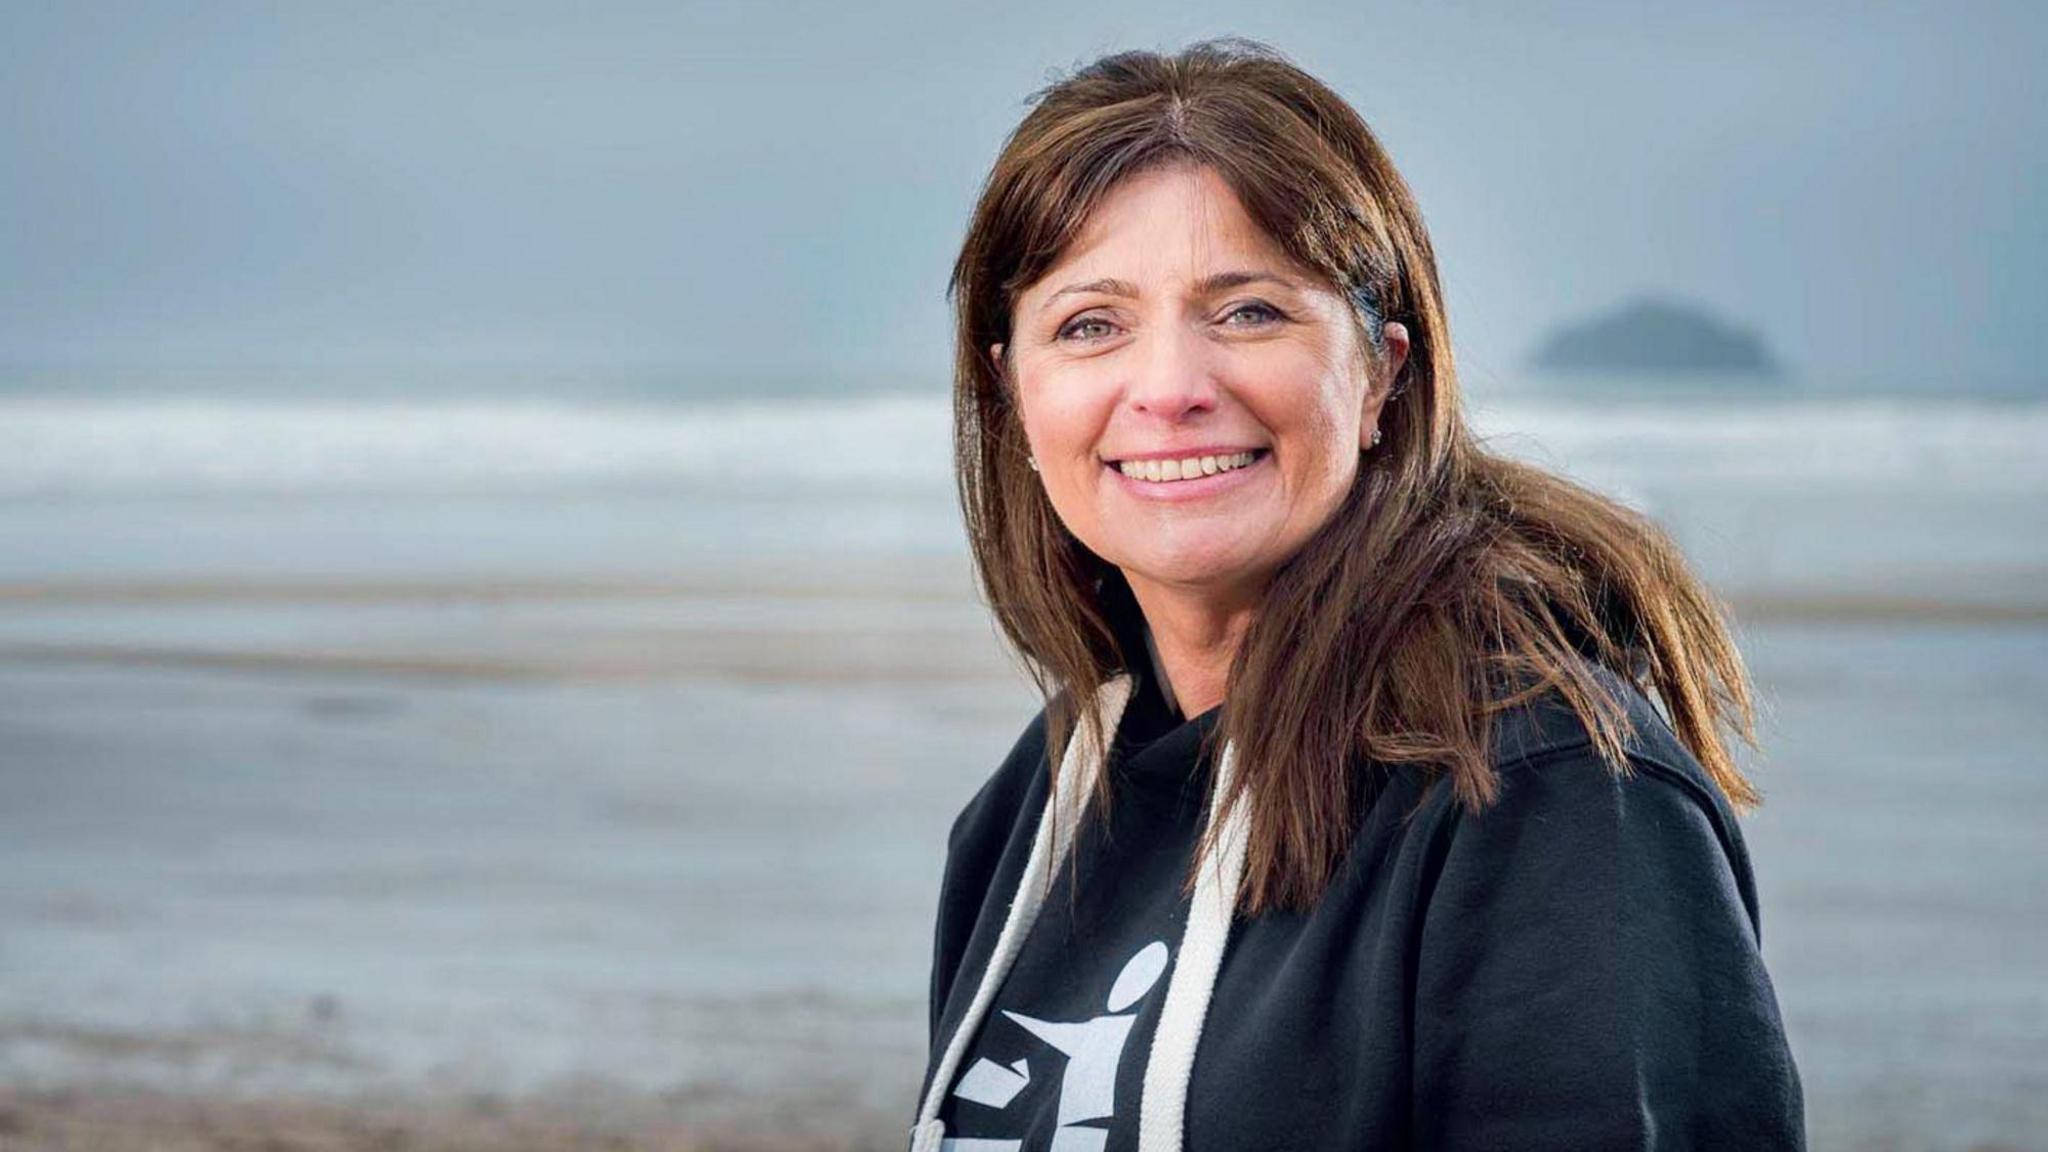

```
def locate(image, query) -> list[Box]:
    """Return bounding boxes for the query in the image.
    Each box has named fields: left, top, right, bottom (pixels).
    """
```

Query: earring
left=1369, top=428, right=1383, bottom=448
left=1027, top=456, right=1040, bottom=472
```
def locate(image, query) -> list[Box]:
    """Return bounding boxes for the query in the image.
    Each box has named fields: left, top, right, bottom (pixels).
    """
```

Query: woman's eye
left=1222, top=301, right=1284, bottom=327
left=1058, top=315, right=1118, bottom=342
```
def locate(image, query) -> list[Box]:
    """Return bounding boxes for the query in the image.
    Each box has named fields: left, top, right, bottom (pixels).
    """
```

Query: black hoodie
left=910, top=664, right=1806, bottom=1150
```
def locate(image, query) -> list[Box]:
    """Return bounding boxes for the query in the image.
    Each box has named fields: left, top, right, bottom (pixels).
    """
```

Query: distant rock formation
left=1530, top=296, right=1780, bottom=376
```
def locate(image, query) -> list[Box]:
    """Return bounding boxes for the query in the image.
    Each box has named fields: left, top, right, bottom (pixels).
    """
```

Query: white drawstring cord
left=1137, top=740, right=1248, bottom=1151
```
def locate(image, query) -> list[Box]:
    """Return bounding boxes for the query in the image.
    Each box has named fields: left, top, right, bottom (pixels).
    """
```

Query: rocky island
left=1530, top=296, right=1780, bottom=377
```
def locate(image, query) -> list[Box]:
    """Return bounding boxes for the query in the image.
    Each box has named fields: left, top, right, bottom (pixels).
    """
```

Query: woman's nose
left=1124, top=324, right=1218, bottom=420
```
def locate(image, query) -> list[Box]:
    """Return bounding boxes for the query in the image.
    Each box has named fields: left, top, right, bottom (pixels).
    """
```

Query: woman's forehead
left=1021, top=166, right=1311, bottom=309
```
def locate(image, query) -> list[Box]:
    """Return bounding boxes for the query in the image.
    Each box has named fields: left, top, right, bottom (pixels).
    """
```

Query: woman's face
left=998, top=163, right=1407, bottom=608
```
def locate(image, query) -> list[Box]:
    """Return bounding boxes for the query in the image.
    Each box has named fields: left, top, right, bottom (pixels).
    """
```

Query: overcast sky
left=2, top=1, right=2041, bottom=391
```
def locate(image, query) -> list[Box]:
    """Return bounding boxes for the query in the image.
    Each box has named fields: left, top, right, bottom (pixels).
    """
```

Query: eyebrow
left=1039, top=269, right=1303, bottom=312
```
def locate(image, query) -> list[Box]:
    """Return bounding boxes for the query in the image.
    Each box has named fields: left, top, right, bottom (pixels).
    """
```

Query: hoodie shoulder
left=1469, top=660, right=1764, bottom=941
left=1409, top=668, right=1804, bottom=1147
left=1488, top=663, right=1727, bottom=801
left=948, top=704, right=1051, bottom=858
left=925, top=703, right=1053, bottom=1054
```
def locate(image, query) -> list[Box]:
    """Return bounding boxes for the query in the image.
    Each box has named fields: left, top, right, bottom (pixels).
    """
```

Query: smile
left=1111, top=449, right=1267, bottom=484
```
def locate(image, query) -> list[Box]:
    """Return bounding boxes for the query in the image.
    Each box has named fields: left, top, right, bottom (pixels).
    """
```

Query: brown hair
left=950, top=38, right=1761, bottom=916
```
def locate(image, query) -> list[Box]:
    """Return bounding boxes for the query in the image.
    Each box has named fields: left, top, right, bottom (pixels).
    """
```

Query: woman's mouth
left=1102, top=448, right=1270, bottom=501
left=1109, top=448, right=1268, bottom=484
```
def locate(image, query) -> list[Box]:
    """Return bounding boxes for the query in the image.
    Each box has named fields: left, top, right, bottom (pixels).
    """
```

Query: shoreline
left=0, top=1085, right=910, bottom=1152
left=2, top=563, right=2040, bottom=614
left=0, top=569, right=2038, bottom=688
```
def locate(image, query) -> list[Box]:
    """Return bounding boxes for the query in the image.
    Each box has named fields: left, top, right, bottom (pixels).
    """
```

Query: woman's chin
left=1115, top=547, right=1270, bottom=597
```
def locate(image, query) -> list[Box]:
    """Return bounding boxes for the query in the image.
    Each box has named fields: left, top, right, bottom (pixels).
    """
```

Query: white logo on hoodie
left=944, top=940, right=1171, bottom=1152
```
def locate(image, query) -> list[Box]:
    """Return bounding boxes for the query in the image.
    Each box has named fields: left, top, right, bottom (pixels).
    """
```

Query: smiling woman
left=913, top=38, right=1805, bottom=1152
left=994, top=163, right=1404, bottom=711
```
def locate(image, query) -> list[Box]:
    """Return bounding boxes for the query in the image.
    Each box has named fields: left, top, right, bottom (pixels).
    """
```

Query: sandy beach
left=1, top=557, right=2045, bottom=1150
left=0, top=1085, right=903, bottom=1150
left=0, top=559, right=1023, bottom=1150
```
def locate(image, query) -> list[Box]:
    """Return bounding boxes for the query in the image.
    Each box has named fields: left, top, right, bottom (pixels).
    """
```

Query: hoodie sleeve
left=1409, top=745, right=1806, bottom=1150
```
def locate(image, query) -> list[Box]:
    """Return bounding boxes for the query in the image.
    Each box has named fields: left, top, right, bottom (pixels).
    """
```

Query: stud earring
left=1369, top=428, right=1383, bottom=448
left=1027, top=456, right=1039, bottom=472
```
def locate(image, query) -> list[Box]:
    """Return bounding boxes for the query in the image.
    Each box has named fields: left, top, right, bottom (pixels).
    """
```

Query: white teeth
left=1117, top=450, right=1260, bottom=483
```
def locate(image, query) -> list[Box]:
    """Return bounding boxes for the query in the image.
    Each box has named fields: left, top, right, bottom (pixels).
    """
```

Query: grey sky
left=2, top=1, right=2041, bottom=389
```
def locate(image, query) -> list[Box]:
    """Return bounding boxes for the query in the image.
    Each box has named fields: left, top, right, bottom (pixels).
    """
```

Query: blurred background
left=1, top=2, right=2043, bottom=1149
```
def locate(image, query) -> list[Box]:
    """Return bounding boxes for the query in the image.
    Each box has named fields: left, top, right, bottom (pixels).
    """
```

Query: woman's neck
left=1127, top=577, right=1257, bottom=720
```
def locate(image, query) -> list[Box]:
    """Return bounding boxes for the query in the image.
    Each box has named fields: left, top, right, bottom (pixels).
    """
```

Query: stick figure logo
left=945, top=940, right=1171, bottom=1151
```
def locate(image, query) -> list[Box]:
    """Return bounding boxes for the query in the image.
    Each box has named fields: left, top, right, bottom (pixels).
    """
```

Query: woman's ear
left=1379, top=322, right=1410, bottom=395
left=989, top=343, right=1012, bottom=396
left=1361, top=322, right=1410, bottom=449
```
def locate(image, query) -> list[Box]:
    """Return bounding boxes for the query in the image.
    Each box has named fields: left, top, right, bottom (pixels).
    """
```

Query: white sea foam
left=0, top=392, right=955, bottom=498
left=0, top=391, right=2041, bottom=499
left=1471, top=397, right=2048, bottom=497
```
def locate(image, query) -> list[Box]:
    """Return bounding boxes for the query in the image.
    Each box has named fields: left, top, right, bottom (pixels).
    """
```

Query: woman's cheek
left=1027, top=374, right=1111, bottom=450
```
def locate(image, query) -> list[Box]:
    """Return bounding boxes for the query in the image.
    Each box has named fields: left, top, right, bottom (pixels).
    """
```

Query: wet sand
left=0, top=1085, right=899, bottom=1151
left=1, top=560, right=2044, bottom=1150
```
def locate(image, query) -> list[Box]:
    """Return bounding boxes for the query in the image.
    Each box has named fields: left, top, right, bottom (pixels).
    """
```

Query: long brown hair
left=951, top=38, right=1762, bottom=916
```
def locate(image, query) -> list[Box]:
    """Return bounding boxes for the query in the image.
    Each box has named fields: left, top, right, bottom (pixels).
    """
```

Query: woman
left=912, top=40, right=1804, bottom=1152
